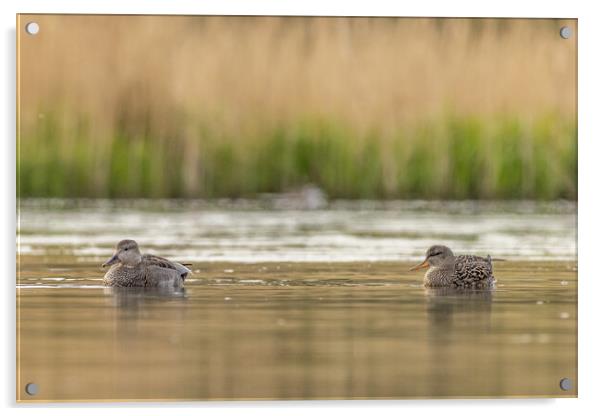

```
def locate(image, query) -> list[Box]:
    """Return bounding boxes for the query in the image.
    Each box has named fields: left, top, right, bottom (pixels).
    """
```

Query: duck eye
left=124, top=248, right=129, bottom=251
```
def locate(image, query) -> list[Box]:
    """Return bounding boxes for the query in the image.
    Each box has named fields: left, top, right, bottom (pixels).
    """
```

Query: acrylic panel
left=16, top=15, right=577, bottom=401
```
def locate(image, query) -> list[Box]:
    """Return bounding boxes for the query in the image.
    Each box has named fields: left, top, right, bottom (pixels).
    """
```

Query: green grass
left=17, top=113, right=576, bottom=200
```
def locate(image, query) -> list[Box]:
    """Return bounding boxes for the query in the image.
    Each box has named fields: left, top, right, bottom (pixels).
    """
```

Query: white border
left=3, top=1, right=601, bottom=415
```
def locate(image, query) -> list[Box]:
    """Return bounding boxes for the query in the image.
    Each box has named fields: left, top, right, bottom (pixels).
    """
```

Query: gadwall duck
left=410, top=245, right=497, bottom=288
left=102, top=239, right=191, bottom=288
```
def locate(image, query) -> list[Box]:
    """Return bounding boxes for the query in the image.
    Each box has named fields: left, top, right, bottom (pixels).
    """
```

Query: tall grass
left=17, top=16, right=577, bottom=199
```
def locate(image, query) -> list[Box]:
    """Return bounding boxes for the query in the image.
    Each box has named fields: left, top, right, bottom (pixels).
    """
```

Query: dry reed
left=17, top=15, right=577, bottom=199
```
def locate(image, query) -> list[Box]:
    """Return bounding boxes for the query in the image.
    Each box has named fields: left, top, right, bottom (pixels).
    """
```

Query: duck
left=410, top=245, right=496, bottom=288
left=102, top=239, right=191, bottom=288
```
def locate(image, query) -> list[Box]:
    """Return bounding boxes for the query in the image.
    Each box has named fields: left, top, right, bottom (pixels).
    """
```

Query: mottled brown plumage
left=102, top=239, right=191, bottom=288
left=410, top=245, right=496, bottom=288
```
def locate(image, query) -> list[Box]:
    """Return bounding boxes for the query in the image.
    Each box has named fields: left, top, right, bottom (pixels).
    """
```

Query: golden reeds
left=17, top=15, right=577, bottom=199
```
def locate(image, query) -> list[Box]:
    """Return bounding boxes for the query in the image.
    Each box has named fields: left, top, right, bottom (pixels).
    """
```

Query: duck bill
left=409, top=259, right=429, bottom=271
left=102, top=253, right=119, bottom=268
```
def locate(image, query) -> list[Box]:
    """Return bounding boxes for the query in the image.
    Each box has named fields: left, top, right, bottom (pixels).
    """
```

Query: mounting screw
left=25, top=383, right=38, bottom=396
left=559, top=378, right=572, bottom=391
left=25, top=22, right=40, bottom=35
left=559, top=26, right=572, bottom=39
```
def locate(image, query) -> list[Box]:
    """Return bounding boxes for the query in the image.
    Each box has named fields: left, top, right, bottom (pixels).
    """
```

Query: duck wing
left=453, top=255, right=495, bottom=287
left=142, top=254, right=192, bottom=280
left=457, top=254, right=491, bottom=265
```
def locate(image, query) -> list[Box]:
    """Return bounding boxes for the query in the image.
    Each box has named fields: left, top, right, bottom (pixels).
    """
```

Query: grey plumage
left=102, top=240, right=191, bottom=288
left=411, top=245, right=496, bottom=288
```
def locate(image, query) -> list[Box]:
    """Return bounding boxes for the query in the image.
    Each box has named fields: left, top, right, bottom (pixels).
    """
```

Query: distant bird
left=270, top=184, right=327, bottom=210
left=410, top=245, right=496, bottom=288
left=102, top=239, right=191, bottom=288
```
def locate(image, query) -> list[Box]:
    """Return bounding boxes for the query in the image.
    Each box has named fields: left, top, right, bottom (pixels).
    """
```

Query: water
left=16, top=199, right=577, bottom=401
left=18, top=199, right=576, bottom=262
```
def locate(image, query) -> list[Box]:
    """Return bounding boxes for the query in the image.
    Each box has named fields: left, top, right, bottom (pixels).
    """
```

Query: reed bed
left=18, top=16, right=577, bottom=199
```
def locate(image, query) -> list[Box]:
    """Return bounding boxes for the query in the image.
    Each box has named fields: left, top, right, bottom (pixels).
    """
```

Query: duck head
left=409, top=245, right=454, bottom=271
left=102, top=239, right=142, bottom=267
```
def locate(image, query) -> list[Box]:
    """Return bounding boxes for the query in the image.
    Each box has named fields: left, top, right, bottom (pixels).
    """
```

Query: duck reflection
left=103, top=286, right=188, bottom=309
left=422, top=287, right=495, bottom=396
left=424, top=287, right=494, bottom=329
left=102, top=287, right=189, bottom=353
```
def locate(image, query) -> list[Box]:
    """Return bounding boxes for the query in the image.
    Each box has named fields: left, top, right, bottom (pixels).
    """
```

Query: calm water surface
left=17, top=200, right=577, bottom=400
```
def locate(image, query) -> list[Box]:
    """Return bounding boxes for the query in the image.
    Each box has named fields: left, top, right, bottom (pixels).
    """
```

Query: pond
left=16, top=199, right=577, bottom=401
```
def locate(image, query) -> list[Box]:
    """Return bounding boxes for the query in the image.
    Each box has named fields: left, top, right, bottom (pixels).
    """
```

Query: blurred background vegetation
left=18, top=16, right=576, bottom=199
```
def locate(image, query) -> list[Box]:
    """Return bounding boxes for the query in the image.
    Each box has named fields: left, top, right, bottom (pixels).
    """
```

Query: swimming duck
left=410, top=245, right=496, bottom=288
left=102, top=239, right=191, bottom=288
